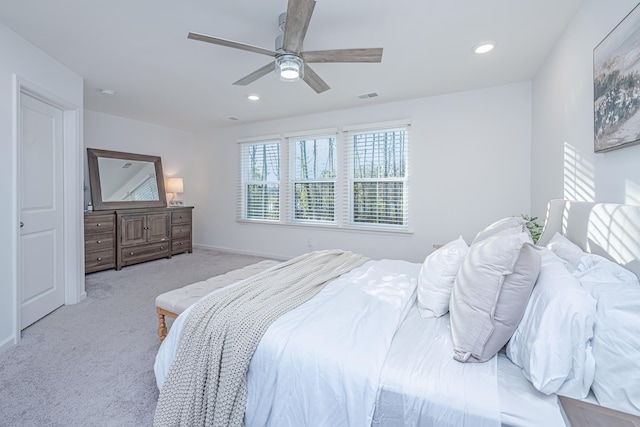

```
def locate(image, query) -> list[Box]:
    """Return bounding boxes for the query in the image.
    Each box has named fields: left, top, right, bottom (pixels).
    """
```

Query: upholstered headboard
left=537, top=200, right=640, bottom=279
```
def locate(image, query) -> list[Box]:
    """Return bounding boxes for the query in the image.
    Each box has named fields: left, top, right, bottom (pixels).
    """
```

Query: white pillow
left=450, top=231, right=540, bottom=363
left=506, top=248, right=596, bottom=399
left=546, top=232, right=585, bottom=272
left=573, top=253, right=640, bottom=286
left=583, top=282, right=640, bottom=415
left=417, top=237, right=469, bottom=318
left=471, top=216, right=528, bottom=244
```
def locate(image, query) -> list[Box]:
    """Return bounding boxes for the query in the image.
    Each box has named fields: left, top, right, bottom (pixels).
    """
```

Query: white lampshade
left=166, top=177, right=184, bottom=193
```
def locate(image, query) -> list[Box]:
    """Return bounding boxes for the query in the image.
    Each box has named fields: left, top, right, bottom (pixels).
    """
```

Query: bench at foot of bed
left=155, top=259, right=280, bottom=342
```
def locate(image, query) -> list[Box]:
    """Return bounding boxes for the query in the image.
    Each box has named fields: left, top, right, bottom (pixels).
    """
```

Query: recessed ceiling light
left=473, top=42, right=495, bottom=54
left=99, top=89, right=116, bottom=96
left=247, top=94, right=260, bottom=101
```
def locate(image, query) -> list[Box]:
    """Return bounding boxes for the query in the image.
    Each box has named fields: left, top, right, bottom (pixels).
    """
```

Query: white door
left=19, top=92, right=65, bottom=329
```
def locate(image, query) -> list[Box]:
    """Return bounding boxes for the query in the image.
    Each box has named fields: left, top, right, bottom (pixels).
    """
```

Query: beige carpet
left=0, top=249, right=270, bottom=427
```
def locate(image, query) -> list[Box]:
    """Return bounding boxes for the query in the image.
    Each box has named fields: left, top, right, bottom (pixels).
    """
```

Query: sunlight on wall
left=626, top=180, right=640, bottom=205
left=588, top=204, right=640, bottom=272
left=564, top=142, right=595, bottom=201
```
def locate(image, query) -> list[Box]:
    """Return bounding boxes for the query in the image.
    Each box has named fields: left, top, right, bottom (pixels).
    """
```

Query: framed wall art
left=593, top=2, right=640, bottom=152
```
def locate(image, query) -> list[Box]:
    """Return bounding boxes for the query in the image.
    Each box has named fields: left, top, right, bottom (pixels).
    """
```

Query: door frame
left=12, top=76, right=84, bottom=344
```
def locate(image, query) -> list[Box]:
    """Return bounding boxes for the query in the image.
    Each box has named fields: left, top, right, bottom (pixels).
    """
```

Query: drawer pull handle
left=96, top=257, right=102, bottom=261
left=96, top=223, right=101, bottom=227
left=96, top=240, right=102, bottom=244
left=180, top=242, right=184, bottom=245
left=160, top=246, right=164, bottom=250
left=130, top=252, right=134, bottom=256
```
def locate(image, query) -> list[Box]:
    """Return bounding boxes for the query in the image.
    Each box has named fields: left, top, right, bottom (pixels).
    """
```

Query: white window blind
left=290, top=135, right=337, bottom=223
left=128, top=175, right=158, bottom=201
left=345, top=125, right=409, bottom=229
left=239, top=140, right=280, bottom=221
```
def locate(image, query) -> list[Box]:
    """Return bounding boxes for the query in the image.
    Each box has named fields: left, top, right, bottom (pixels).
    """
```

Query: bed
left=154, top=200, right=640, bottom=426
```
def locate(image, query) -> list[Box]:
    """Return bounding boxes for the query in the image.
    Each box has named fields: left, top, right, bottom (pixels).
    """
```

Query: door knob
left=20, top=221, right=24, bottom=228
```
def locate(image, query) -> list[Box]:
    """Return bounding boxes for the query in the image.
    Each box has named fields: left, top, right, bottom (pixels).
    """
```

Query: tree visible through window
left=292, top=136, right=336, bottom=222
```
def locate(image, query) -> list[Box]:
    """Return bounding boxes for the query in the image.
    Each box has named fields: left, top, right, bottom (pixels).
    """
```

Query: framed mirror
left=87, top=148, right=167, bottom=210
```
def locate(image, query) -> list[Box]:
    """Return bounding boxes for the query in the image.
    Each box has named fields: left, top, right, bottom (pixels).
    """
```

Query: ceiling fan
left=187, top=0, right=383, bottom=94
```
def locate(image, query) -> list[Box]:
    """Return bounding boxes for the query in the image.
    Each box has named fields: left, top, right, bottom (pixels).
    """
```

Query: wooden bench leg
left=156, top=307, right=179, bottom=343
left=157, top=308, right=168, bottom=343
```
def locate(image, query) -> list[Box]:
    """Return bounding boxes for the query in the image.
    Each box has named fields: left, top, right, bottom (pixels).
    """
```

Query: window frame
left=238, top=139, right=281, bottom=222
left=289, top=133, right=338, bottom=225
left=236, top=121, right=410, bottom=234
left=344, top=124, right=410, bottom=231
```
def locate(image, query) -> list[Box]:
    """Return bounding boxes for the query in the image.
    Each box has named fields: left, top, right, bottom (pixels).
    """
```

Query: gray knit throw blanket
left=154, top=249, right=368, bottom=427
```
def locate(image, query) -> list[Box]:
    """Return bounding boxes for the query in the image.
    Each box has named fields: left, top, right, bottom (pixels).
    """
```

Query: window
left=291, top=136, right=337, bottom=223
left=347, top=126, right=409, bottom=228
left=238, top=121, right=409, bottom=232
left=240, top=140, right=280, bottom=221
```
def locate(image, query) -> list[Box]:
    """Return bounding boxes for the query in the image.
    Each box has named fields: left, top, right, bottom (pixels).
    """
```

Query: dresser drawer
left=84, top=214, right=115, bottom=233
left=171, top=224, right=191, bottom=239
left=85, top=249, right=116, bottom=272
left=172, top=238, right=191, bottom=253
left=84, top=233, right=115, bottom=252
left=171, top=210, right=191, bottom=224
left=120, top=241, right=170, bottom=263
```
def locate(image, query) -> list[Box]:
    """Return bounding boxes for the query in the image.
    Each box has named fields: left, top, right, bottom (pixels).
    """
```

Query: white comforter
left=155, top=259, right=503, bottom=426
left=372, top=308, right=500, bottom=427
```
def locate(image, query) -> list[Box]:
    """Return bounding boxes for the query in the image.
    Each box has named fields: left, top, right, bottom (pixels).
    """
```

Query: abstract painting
left=594, top=3, right=640, bottom=152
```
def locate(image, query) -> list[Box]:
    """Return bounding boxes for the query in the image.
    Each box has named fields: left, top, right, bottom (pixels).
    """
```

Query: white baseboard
left=192, top=243, right=288, bottom=261
left=0, top=334, right=17, bottom=355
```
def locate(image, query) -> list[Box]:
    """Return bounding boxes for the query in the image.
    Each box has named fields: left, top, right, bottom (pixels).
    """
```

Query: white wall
left=531, top=0, right=640, bottom=220
left=0, top=22, right=83, bottom=351
left=83, top=110, right=198, bottom=208
left=193, top=82, right=532, bottom=262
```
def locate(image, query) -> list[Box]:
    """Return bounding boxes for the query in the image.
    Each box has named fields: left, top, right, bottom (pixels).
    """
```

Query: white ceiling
left=0, top=0, right=584, bottom=131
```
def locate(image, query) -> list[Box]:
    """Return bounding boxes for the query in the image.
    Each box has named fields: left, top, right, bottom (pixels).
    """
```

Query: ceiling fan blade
left=233, top=62, right=276, bottom=86
left=282, top=0, right=316, bottom=53
left=188, top=32, right=276, bottom=57
left=303, top=64, right=330, bottom=93
left=302, top=48, right=383, bottom=63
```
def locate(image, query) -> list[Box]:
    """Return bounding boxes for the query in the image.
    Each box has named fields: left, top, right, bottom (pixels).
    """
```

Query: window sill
left=236, top=219, right=413, bottom=236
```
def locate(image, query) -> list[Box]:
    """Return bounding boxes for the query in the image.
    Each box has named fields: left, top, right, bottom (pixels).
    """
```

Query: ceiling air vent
left=227, top=117, right=240, bottom=121
left=357, top=92, right=378, bottom=99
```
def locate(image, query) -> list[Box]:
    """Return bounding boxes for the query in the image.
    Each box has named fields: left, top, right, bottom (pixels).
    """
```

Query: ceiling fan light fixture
left=277, top=54, right=303, bottom=82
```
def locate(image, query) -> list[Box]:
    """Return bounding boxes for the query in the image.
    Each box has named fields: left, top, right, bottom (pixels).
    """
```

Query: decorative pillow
left=417, top=237, right=469, bottom=318
left=546, top=232, right=585, bottom=272
left=450, top=231, right=540, bottom=363
left=573, top=253, right=639, bottom=286
left=471, top=216, right=528, bottom=245
left=583, top=282, right=640, bottom=415
left=506, top=248, right=597, bottom=399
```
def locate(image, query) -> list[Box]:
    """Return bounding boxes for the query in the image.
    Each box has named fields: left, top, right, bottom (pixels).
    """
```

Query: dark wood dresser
left=84, top=206, right=193, bottom=273
left=84, top=211, right=117, bottom=273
